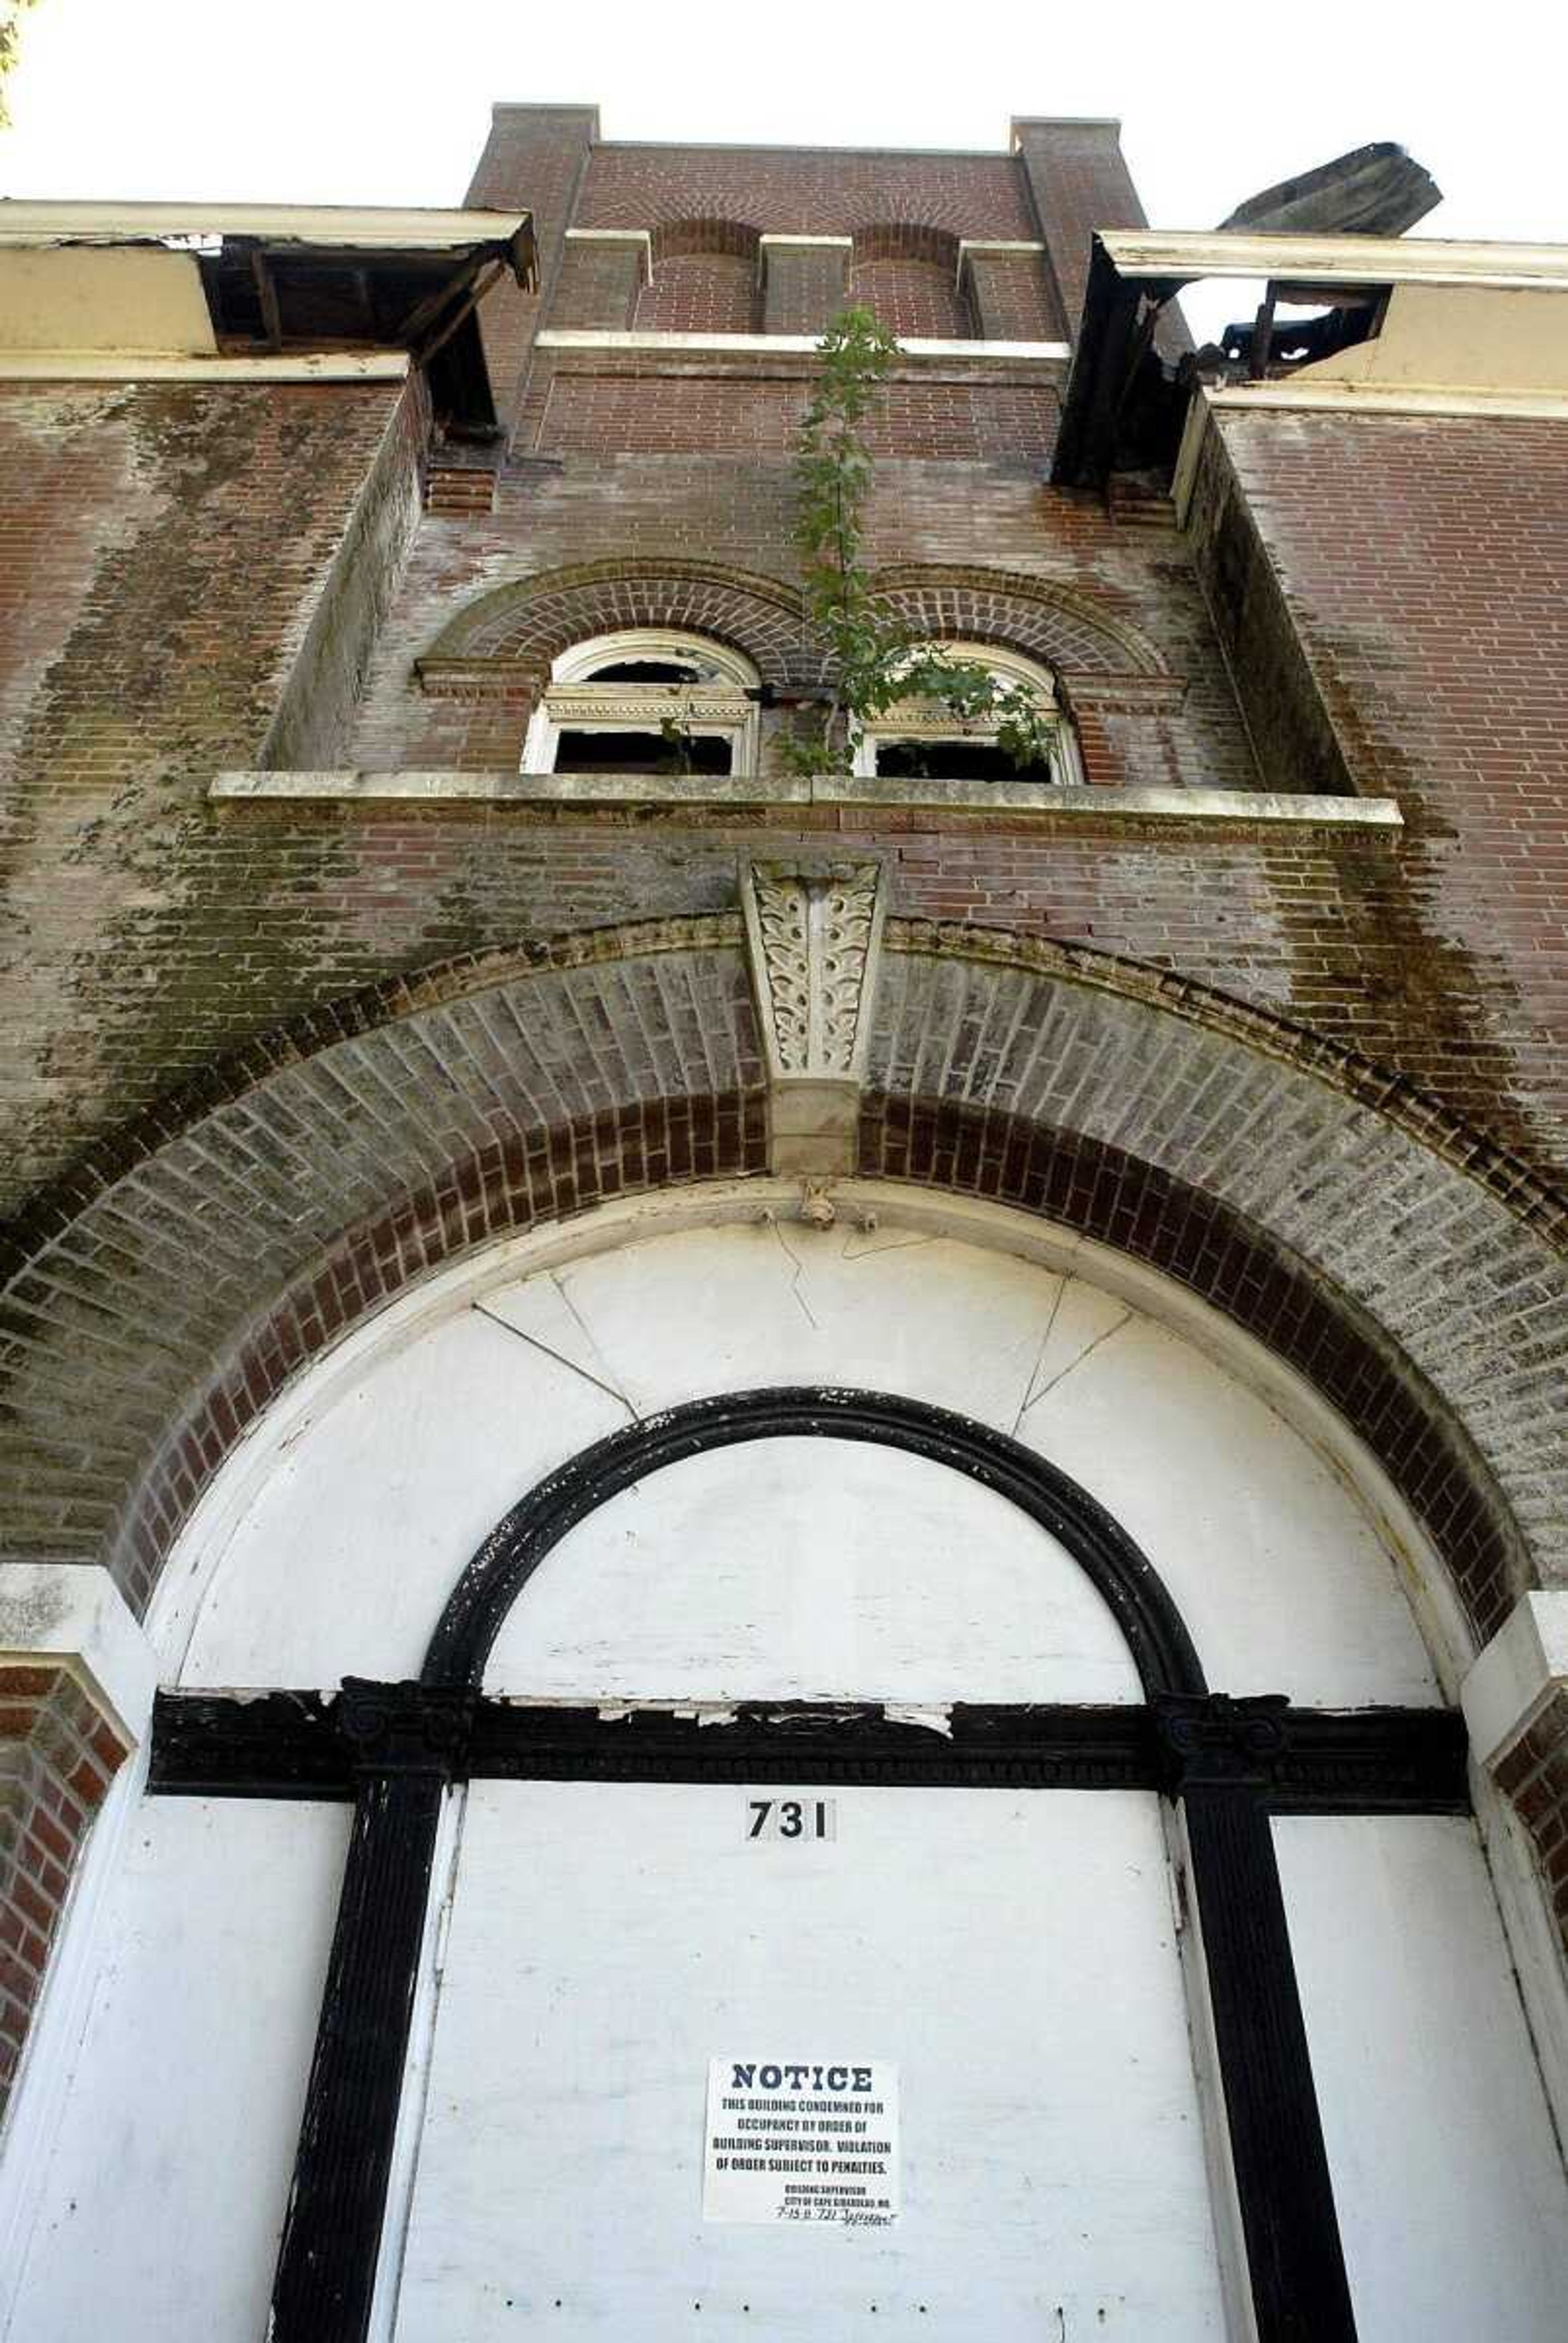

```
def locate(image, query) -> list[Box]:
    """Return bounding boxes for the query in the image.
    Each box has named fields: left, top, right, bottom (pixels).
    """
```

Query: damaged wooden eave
left=1095, top=228, right=1568, bottom=294
left=1052, top=228, right=1568, bottom=487
left=0, top=203, right=535, bottom=424
left=0, top=200, right=535, bottom=264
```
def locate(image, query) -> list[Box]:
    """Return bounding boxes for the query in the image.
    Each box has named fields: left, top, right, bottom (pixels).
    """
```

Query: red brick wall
left=464, top=104, right=599, bottom=425
left=635, top=255, right=760, bottom=333
left=531, top=368, right=1055, bottom=459
left=0, top=378, right=408, bottom=1214
left=578, top=144, right=1039, bottom=241
left=1192, top=407, right=1568, bottom=1171
left=0, top=1665, right=130, bottom=2117
left=851, top=258, right=970, bottom=339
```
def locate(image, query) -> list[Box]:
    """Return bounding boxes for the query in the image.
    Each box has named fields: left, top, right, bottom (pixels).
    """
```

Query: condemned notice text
left=702, top=2056, right=900, bottom=2226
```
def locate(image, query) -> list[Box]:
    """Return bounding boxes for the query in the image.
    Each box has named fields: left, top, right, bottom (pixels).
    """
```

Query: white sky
left=2, top=0, right=1564, bottom=345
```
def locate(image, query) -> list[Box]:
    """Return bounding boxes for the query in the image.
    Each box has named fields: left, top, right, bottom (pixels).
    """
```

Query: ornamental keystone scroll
left=741, top=858, right=887, bottom=1178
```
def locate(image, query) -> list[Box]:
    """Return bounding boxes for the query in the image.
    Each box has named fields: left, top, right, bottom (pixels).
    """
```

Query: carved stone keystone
left=741, top=857, right=886, bottom=1178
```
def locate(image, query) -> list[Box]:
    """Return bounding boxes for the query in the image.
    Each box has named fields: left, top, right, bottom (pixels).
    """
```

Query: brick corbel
left=0, top=1565, right=157, bottom=2120
left=1463, top=1592, right=1568, bottom=1952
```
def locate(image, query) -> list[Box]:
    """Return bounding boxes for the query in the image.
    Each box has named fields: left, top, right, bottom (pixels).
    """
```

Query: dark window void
left=554, top=730, right=734, bottom=777
left=876, top=738, right=1043, bottom=782
left=579, top=659, right=702, bottom=684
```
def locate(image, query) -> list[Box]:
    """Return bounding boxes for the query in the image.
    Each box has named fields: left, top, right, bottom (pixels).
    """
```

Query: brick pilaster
left=1010, top=116, right=1146, bottom=341
left=0, top=1568, right=156, bottom=2125
left=463, top=102, right=600, bottom=432
left=1463, top=1595, right=1568, bottom=1961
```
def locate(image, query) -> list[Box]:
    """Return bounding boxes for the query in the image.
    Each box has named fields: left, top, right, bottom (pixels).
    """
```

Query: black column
left=1158, top=1694, right=1358, bottom=2343
left=269, top=1680, right=474, bottom=2343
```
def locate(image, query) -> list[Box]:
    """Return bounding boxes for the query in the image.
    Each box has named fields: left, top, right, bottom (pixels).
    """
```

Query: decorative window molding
left=521, top=628, right=762, bottom=778
left=851, top=640, right=1082, bottom=786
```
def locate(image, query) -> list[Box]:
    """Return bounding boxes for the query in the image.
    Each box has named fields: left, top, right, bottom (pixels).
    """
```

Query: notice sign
left=703, top=2056, right=900, bottom=2226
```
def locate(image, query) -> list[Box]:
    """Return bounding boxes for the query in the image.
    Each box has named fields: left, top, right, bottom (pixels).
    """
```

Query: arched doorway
left=16, top=1207, right=1561, bottom=2342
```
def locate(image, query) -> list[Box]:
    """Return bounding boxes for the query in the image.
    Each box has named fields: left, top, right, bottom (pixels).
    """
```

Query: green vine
left=781, top=306, right=1058, bottom=780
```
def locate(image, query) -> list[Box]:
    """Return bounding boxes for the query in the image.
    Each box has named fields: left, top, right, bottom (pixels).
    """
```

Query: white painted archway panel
left=176, top=1307, right=627, bottom=1688
left=483, top=1436, right=1140, bottom=1701
left=7, top=1798, right=347, bottom=2343
left=394, top=1782, right=1225, bottom=2341
left=171, top=1216, right=1439, bottom=1707
left=1274, top=1814, right=1568, bottom=2341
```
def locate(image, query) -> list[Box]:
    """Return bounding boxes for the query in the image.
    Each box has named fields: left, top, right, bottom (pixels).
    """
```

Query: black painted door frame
left=149, top=1388, right=1468, bottom=2343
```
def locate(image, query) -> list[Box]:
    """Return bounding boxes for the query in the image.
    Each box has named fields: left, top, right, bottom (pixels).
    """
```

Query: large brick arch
left=424, top=559, right=809, bottom=684
left=0, top=922, right=1562, bottom=1657
left=867, top=563, right=1172, bottom=677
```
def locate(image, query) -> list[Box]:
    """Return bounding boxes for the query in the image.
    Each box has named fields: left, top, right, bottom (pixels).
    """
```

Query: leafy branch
left=0, top=0, right=39, bottom=130
left=781, top=305, right=1057, bottom=780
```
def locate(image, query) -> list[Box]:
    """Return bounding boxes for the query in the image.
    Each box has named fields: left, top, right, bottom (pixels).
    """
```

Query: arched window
left=522, top=628, right=762, bottom=778
left=852, top=639, right=1080, bottom=784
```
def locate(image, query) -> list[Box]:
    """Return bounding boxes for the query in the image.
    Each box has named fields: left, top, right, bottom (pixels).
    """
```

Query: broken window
left=522, top=629, right=761, bottom=779
left=853, top=641, right=1078, bottom=786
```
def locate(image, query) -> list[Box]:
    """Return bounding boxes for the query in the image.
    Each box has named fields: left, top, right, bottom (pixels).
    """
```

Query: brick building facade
left=0, top=109, right=1566, bottom=2341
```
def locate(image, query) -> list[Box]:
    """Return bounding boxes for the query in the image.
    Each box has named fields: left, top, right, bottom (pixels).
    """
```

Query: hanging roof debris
left=1218, top=143, right=1441, bottom=239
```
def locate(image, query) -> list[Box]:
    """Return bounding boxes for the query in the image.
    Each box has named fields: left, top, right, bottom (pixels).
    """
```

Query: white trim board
left=1207, top=380, right=1568, bottom=423
left=0, top=352, right=412, bottom=383
left=1100, top=227, right=1568, bottom=294
left=0, top=201, right=528, bottom=251
left=534, top=329, right=1069, bottom=360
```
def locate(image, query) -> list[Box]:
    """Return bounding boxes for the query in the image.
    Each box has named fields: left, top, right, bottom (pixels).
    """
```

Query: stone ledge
left=210, top=771, right=1402, bottom=829
left=1463, top=1593, right=1568, bottom=1770
left=0, top=1563, right=158, bottom=1747
left=534, top=328, right=1070, bottom=363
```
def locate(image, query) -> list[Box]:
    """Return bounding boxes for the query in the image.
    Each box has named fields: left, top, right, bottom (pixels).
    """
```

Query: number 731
left=746, top=1797, right=836, bottom=1841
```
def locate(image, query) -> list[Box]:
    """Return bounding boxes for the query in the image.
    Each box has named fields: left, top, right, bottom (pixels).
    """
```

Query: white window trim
left=851, top=640, right=1080, bottom=785
left=522, top=629, right=762, bottom=777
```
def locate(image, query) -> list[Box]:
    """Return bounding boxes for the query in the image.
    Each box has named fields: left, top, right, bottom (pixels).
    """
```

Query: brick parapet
left=576, top=144, right=1040, bottom=243
left=464, top=105, right=600, bottom=433
left=1009, top=120, right=1142, bottom=339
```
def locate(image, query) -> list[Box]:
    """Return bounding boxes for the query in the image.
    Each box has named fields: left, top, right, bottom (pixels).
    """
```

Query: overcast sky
left=3, top=0, right=1564, bottom=342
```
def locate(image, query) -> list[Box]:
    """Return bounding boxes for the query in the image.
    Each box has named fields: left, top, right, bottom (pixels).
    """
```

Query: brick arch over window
left=637, top=218, right=762, bottom=332
left=851, top=223, right=971, bottom=339
left=424, top=559, right=809, bottom=686
left=2, top=919, right=1563, bottom=1663
left=866, top=563, right=1171, bottom=679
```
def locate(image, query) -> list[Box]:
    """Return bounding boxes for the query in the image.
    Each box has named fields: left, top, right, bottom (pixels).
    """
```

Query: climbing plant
left=781, top=305, right=1057, bottom=778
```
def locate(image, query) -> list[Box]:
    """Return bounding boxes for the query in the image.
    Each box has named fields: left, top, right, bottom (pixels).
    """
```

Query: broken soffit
left=0, top=202, right=537, bottom=428
left=1054, top=230, right=1568, bottom=486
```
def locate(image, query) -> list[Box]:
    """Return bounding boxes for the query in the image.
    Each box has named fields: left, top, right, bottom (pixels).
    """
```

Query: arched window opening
left=853, top=639, right=1080, bottom=785
left=523, top=627, right=762, bottom=778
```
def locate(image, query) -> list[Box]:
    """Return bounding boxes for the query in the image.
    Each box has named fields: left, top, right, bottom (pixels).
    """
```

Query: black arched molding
left=150, top=1385, right=1468, bottom=2343
left=423, top=1386, right=1206, bottom=1697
